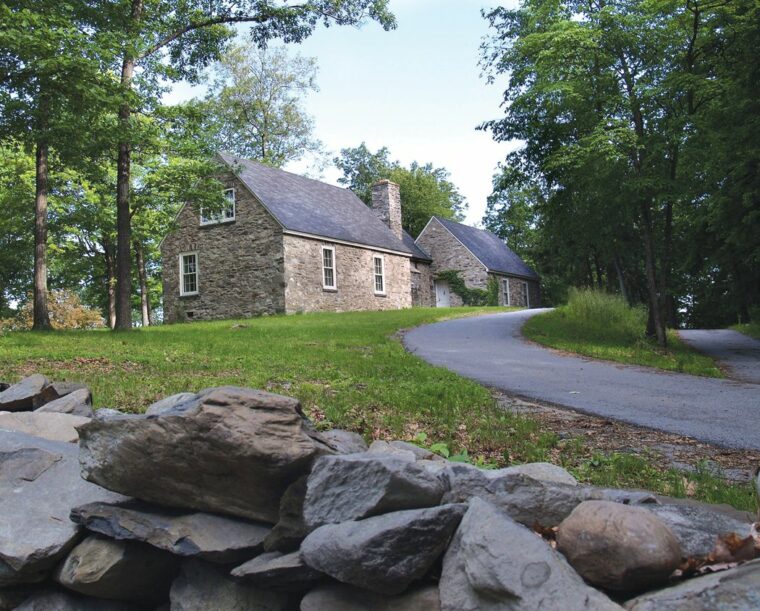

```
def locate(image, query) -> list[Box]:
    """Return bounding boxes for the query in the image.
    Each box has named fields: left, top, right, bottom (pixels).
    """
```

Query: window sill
left=374, top=292, right=387, bottom=297
left=199, top=218, right=236, bottom=227
left=179, top=293, right=199, bottom=298
left=322, top=287, right=338, bottom=293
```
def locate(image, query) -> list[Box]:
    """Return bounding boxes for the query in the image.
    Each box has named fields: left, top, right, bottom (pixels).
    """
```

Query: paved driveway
left=404, top=310, right=760, bottom=450
left=679, top=329, right=760, bottom=384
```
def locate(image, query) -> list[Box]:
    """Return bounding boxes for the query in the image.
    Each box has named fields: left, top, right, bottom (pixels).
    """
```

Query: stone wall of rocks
left=1, top=375, right=759, bottom=610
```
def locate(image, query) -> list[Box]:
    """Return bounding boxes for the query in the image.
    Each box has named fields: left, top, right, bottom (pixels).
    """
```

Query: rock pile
left=1, top=375, right=759, bottom=610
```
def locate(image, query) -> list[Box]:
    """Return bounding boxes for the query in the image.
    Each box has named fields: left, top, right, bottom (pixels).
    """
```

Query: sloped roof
left=432, top=217, right=539, bottom=279
left=218, top=153, right=413, bottom=256
left=402, top=230, right=432, bottom=262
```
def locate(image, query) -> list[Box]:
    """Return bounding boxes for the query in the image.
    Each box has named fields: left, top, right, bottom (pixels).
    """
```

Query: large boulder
left=54, top=535, right=178, bottom=603
left=263, top=476, right=308, bottom=553
left=15, top=589, right=140, bottom=610
left=557, top=501, right=682, bottom=592
left=33, top=382, right=90, bottom=409
left=144, top=392, right=197, bottom=416
left=367, top=440, right=445, bottom=462
left=35, top=388, right=94, bottom=418
left=71, top=500, right=271, bottom=564
left=501, top=462, right=578, bottom=486
left=0, top=431, right=126, bottom=586
left=78, top=387, right=334, bottom=523
left=440, top=498, right=620, bottom=611
left=0, top=375, right=48, bottom=412
left=321, top=429, right=368, bottom=454
left=300, top=583, right=440, bottom=611
left=442, top=462, right=656, bottom=527
left=301, top=504, right=466, bottom=595
left=230, top=551, right=322, bottom=589
left=0, top=412, right=90, bottom=443
left=625, top=558, right=760, bottom=610
left=646, top=503, right=753, bottom=557
left=170, top=559, right=289, bottom=611
left=303, top=454, right=445, bottom=529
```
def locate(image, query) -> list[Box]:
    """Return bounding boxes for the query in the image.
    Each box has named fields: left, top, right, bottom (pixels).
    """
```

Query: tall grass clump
left=561, top=288, right=646, bottom=343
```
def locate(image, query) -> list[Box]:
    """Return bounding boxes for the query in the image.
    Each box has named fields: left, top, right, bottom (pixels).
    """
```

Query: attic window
left=322, top=246, right=336, bottom=290
left=200, top=188, right=236, bottom=225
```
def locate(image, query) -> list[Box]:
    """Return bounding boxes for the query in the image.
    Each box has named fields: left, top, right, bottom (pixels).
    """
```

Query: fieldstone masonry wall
left=283, top=236, right=412, bottom=313
left=161, top=175, right=286, bottom=323
left=496, top=275, right=541, bottom=308
left=411, top=261, right=435, bottom=307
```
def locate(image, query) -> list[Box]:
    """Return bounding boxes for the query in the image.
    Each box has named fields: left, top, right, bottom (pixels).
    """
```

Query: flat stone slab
left=0, top=375, right=49, bottom=412
left=0, top=431, right=127, bottom=585
left=230, top=551, right=322, bottom=589
left=0, top=412, right=90, bottom=443
left=35, top=388, right=94, bottom=417
left=71, top=500, right=271, bottom=564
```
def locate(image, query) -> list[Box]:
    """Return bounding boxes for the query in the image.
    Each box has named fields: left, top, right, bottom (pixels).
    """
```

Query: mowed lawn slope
left=0, top=306, right=754, bottom=510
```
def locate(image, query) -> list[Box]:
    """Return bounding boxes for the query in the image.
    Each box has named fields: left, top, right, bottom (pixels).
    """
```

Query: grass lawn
left=0, top=306, right=754, bottom=511
left=732, top=322, right=760, bottom=340
left=523, top=291, right=722, bottom=378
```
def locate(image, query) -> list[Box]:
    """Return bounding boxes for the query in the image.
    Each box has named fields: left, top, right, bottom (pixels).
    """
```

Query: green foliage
left=524, top=289, right=723, bottom=377
left=334, top=143, right=467, bottom=237
left=486, top=276, right=500, bottom=307
left=436, top=271, right=489, bottom=306
left=732, top=323, right=760, bottom=341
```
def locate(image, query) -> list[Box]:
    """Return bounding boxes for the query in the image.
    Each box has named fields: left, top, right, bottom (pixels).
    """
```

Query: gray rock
left=71, top=500, right=271, bottom=564
left=0, top=431, right=126, bottom=585
left=15, top=589, right=140, bottom=610
left=442, top=463, right=657, bottom=527
left=625, top=558, right=760, bottom=610
left=78, top=387, right=334, bottom=523
left=646, top=503, right=753, bottom=557
left=230, top=551, right=322, bottom=589
left=0, top=412, right=90, bottom=443
left=300, top=583, right=440, bottom=611
left=0, top=559, right=47, bottom=587
left=264, top=476, right=308, bottom=553
left=35, top=388, right=94, bottom=417
left=0, top=382, right=9, bottom=392
left=144, top=392, right=197, bottom=416
left=170, top=559, right=289, bottom=611
left=92, top=409, right=134, bottom=421
left=0, top=375, right=48, bottom=412
left=0, top=586, right=34, bottom=611
left=303, top=454, right=445, bottom=529
left=501, top=462, right=578, bottom=486
left=302, top=504, right=466, bottom=595
left=557, top=501, right=681, bottom=592
left=32, top=382, right=90, bottom=409
left=321, top=429, right=368, bottom=454
left=440, top=498, right=620, bottom=611
left=366, top=440, right=417, bottom=461
left=54, top=535, right=178, bottom=603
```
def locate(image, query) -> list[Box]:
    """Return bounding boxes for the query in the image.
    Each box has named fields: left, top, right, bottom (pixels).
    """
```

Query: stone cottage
left=161, top=154, right=539, bottom=322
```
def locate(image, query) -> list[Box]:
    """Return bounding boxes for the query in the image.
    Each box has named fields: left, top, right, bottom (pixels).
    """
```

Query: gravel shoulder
left=403, top=310, right=760, bottom=451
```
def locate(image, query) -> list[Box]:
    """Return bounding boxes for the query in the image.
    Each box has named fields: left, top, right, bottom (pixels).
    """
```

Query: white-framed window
left=503, top=278, right=511, bottom=306
left=373, top=255, right=385, bottom=295
left=322, top=246, right=336, bottom=290
left=200, top=188, right=236, bottom=225
left=179, top=252, right=199, bottom=296
left=523, top=281, right=530, bottom=308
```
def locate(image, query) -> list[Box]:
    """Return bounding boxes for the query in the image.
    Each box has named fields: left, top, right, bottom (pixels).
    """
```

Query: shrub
left=560, top=288, right=645, bottom=343
left=0, top=290, right=105, bottom=332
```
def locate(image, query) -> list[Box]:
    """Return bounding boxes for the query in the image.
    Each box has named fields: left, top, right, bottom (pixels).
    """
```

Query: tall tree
left=109, top=0, right=396, bottom=330
left=204, top=42, right=323, bottom=166
left=335, top=143, right=467, bottom=236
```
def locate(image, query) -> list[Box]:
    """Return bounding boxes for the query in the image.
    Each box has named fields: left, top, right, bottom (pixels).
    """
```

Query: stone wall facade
left=416, top=218, right=488, bottom=307
left=494, top=275, right=541, bottom=308
left=161, top=174, right=285, bottom=323
left=283, top=235, right=412, bottom=314
left=410, top=261, right=435, bottom=307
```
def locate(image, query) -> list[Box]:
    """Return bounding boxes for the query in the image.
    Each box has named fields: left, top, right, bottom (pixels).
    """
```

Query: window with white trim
left=200, top=188, right=236, bottom=225
left=180, top=252, right=199, bottom=296
left=322, top=246, right=336, bottom=289
left=503, top=278, right=511, bottom=306
left=373, top=255, right=385, bottom=295
left=523, top=281, right=530, bottom=308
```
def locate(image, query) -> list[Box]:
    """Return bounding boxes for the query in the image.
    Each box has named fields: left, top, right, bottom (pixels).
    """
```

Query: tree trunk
left=640, top=200, right=667, bottom=347
left=613, top=253, right=630, bottom=305
left=135, top=240, right=150, bottom=327
left=103, top=235, right=116, bottom=329
left=32, top=139, right=51, bottom=331
left=114, top=0, right=144, bottom=331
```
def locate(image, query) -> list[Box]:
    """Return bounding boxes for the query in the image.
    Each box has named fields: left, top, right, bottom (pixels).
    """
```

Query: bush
left=0, top=290, right=105, bottom=332
left=559, top=288, right=645, bottom=343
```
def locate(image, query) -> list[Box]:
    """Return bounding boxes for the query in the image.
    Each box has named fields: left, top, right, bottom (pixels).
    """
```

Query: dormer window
left=200, top=188, right=236, bottom=225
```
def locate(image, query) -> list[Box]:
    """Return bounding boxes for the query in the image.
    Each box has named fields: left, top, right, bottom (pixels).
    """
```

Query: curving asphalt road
left=404, top=309, right=760, bottom=450
left=679, top=329, right=760, bottom=385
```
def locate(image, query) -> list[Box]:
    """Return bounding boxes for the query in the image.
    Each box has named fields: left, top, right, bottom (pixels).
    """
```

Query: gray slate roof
left=219, top=153, right=413, bottom=255
left=402, top=230, right=432, bottom=262
left=432, top=217, right=539, bottom=279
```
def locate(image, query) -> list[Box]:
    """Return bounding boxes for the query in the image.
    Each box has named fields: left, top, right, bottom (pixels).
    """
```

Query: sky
left=167, top=0, right=521, bottom=228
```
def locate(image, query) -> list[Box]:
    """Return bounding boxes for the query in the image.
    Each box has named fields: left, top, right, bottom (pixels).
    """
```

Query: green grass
left=523, top=289, right=723, bottom=377
left=732, top=322, right=760, bottom=340
left=0, top=306, right=753, bottom=511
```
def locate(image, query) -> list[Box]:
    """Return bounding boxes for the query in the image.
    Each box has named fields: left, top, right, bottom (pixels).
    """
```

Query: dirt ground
left=494, top=391, right=760, bottom=483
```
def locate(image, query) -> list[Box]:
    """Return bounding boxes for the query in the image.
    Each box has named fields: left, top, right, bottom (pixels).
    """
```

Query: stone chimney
left=371, top=179, right=403, bottom=240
